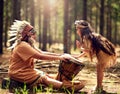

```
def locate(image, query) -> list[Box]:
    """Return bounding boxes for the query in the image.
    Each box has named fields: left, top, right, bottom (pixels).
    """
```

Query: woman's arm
left=34, top=46, right=61, bottom=56
left=33, top=52, right=63, bottom=60
left=40, top=51, right=61, bottom=56
left=32, top=51, right=73, bottom=61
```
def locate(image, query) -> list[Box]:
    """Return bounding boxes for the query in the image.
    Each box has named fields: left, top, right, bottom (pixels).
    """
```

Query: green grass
left=3, top=83, right=85, bottom=94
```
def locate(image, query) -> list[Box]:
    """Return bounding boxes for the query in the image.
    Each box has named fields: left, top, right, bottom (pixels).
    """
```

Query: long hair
left=75, top=20, right=116, bottom=56
left=91, top=33, right=116, bottom=56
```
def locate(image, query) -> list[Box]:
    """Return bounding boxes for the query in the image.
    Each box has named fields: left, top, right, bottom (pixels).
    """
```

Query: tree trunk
left=99, top=0, right=104, bottom=35
left=89, top=4, right=92, bottom=24
left=114, top=20, right=117, bottom=45
left=25, top=0, right=29, bottom=21
left=63, top=0, right=69, bottom=53
left=114, top=9, right=118, bottom=45
left=54, top=10, right=58, bottom=43
left=12, top=0, right=21, bottom=20
left=82, top=0, right=87, bottom=20
left=95, top=5, right=99, bottom=33
left=4, top=0, right=9, bottom=47
left=0, top=0, right=3, bottom=54
left=38, top=3, right=42, bottom=49
left=47, top=3, right=51, bottom=48
left=42, top=0, right=49, bottom=51
left=30, top=0, right=35, bottom=26
left=106, top=0, right=112, bottom=41
left=74, top=0, right=77, bottom=50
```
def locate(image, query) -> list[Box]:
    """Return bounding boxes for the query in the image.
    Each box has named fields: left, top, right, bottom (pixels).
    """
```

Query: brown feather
left=91, top=33, right=116, bottom=56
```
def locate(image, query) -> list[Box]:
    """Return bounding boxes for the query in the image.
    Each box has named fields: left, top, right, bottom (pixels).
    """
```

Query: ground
left=0, top=46, right=120, bottom=94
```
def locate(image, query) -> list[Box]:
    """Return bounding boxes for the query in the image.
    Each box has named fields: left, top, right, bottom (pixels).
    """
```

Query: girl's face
left=76, top=28, right=81, bottom=37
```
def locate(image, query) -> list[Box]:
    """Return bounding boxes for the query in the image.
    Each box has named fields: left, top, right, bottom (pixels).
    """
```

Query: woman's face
left=28, top=33, right=36, bottom=45
left=27, top=29, right=36, bottom=40
left=30, top=33, right=36, bottom=40
left=26, top=30, right=36, bottom=45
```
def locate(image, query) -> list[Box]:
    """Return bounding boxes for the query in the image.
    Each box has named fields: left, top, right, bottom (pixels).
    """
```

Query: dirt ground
left=0, top=48, right=120, bottom=94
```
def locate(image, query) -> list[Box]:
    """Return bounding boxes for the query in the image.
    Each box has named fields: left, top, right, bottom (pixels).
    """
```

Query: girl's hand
left=76, top=40, right=81, bottom=48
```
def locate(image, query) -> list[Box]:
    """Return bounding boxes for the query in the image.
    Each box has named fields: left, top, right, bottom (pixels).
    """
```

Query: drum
left=56, top=57, right=85, bottom=81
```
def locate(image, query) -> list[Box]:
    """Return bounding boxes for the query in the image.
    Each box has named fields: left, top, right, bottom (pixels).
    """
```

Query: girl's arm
left=72, top=51, right=87, bottom=59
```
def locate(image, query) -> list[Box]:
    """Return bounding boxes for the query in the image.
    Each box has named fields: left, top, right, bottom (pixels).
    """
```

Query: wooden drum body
left=56, top=58, right=85, bottom=81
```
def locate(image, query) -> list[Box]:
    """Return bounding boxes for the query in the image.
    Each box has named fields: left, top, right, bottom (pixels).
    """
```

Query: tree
left=114, top=10, right=118, bottom=44
left=42, top=0, right=49, bottom=51
left=106, top=0, right=112, bottom=41
left=63, top=0, right=69, bottom=53
left=95, top=1, right=99, bottom=33
left=54, top=10, right=58, bottom=43
left=30, top=0, right=35, bottom=26
left=37, top=0, right=42, bottom=48
left=4, top=0, right=9, bottom=47
left=99, top=0, right=104, bottom=35
left=112, top=1, right=120, bottom=44
left=47, top=2, right=51, bottom=48
left=73, top=0, right=77, bottom=50
left=12, top=0, right=21, bottom=20
left=25, top=0, right=29, bottom=21
left=83, top=0, right=87, bottom=20
left=0, top=0, right=3, bottom=54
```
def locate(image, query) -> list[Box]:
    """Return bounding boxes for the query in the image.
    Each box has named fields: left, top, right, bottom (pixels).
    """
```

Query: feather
left=11, top=24, right=18, bottom=28
left=8, top=33, right=17, bottom=37
left=8, top=37, right=17, bottom=42
left=7, top=45, right=14, bottom=50
left=91, top=33, right=115, bottom=55
left=8, top=30, right=18, bottom=34
left=10, top=28, right=18, bottom=31
left=7, top=43, right=16, bottom=50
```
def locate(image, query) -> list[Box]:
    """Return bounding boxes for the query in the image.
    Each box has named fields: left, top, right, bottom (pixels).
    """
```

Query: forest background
left=0, top=0, right=120, bottom=93
left=0, top=0, right=120, bottom=54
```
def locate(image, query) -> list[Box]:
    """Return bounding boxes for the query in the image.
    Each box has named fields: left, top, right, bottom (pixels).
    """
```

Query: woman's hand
left=59, top=54, right=72, bottom=61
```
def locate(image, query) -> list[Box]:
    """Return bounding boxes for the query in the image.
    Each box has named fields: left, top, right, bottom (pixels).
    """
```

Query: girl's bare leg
left=96, top=63, right=104, bottom=89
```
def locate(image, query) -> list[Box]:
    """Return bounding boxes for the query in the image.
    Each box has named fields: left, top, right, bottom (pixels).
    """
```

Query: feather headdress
left=7, top=20, right=33, bottom=49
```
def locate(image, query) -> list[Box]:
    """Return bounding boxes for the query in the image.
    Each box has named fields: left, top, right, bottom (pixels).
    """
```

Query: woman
left=8, top=20, right=85, bottom=93
left=74, top=20, right=117, bottom=92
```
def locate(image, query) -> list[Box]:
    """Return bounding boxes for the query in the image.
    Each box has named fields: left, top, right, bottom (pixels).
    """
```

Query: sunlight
left=49, top=0, right=57, bottom=5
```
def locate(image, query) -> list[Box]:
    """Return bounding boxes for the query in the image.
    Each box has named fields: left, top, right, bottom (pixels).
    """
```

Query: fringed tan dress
left=81, top=33, right=117, bottom=69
